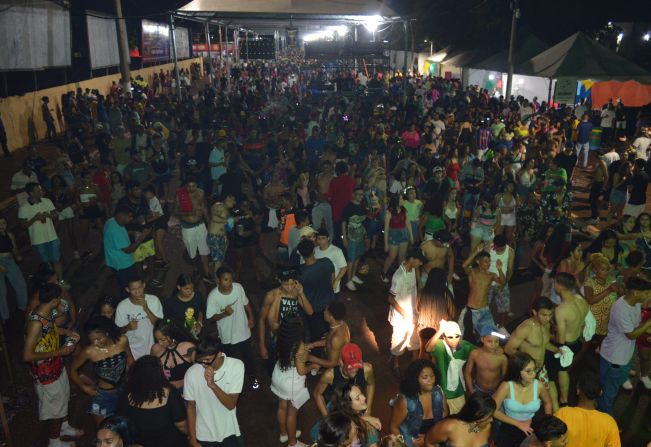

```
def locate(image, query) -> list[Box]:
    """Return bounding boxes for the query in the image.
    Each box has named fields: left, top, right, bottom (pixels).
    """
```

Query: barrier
left=0, top=57, right=203, bottom=152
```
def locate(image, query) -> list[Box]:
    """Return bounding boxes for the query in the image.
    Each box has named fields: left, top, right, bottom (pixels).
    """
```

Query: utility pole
left=114, top=0, right=130, bottom=94
left=505, top=0, right=520, bottom=100
left=169, top=14, right=182, bottom=102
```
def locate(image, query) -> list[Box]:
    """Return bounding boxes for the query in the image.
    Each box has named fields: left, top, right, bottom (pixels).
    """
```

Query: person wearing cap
left=420, top=229, right=455, bottom=287
left=315, top=229, right=348, bottom=295
left=487, top=234, right=515, bottom=326
left=424, top=320, right=475, bottom=414
left=258, top=268, right=314, bottom=376
left=459, top=243, right=505, bottom=344
left=388, top=246, right=427, bottom=377
left=288, top=212, right=312, bottom=255
left=288, top=223, right=318, bottom=266
left=423, top=166, right=453, bottom=200
left=463, top=325, right=507, bottom=396
left=312, top=343, right=376, bottom=418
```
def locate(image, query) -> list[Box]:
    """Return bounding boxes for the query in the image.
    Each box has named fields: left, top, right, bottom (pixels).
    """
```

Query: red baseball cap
left=341, top=343, right=363, bottom=370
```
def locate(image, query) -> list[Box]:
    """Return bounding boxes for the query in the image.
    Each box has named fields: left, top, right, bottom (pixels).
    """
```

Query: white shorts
left=623, top=203, right=646, bottom=218
left=35, top=368, right=70, bottom=421
left=181, top=222, right=210, bottom=259
left=390, top=318, right=420, bottom=356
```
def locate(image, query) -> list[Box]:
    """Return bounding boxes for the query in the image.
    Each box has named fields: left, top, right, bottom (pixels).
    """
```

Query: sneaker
left=640, top=376, right=651, bottom=390
left=621, top=379, right=633, bottom=390
left=279, top=430, right=301, bottom=443
left=352, top=275, right=364, bottom=285
left=48, top=438, right=75, bottom=447
left=381, top=273, right=390, bottom=283
left=346, top=280, right=357, bottom=291
left=60, top=423, right=84, bottom=438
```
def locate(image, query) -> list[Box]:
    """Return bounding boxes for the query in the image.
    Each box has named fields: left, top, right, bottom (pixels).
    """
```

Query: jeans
left=0, top=255, right=27, bottom=321
left=460, top=192, right=480, bottom=226
left=221, top=337, right=257, bottom=378
left=311, top=202, right=334, bottom=239
left=459, top=306, right=495, bottom=345
left=199, top=436, right=243, bottom=447
left=575, top=141, right=590, bottom=167
left=597, top=355, right=632, bottom=415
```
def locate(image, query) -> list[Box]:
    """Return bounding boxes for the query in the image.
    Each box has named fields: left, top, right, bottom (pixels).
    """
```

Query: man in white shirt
left=11, top=161, right=39, bottom=206
left=600, top=105, right=616, bottom=143
left=18, top=183, right=65, bottom=285
left=114, top=277, right=162, bottom=359
left=206, top=267, right=258, bottom=390
left=314, top=228, right=347, bottom=295
left=388, top=246, right=427, bottom=377
left=185, top=336, right=244, bottom=447
left=431, top=114, right=446, bottom=136
left=597, top=277, right=651, bottom=415
left=632, top=127, right=651, bottom=161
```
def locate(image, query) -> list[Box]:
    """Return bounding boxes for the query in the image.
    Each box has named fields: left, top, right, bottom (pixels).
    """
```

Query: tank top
left=444, top=203, right=458, bottom=221
left=498, top=195, right=516, bottom=216
left=478, top=208, right=497, bottom=227
left=504, top=380, right=540, bottom=421
left=0, top=233, right=13, bottom=253
left=94, top=351, right=127, bottom=387
left=159, top=346, right=193, bottom=382
left=279, top=296, right=299, bottom=322
left=326, top=365, right=367, bottom=400
left=489, top=246, right=511, bottom=284
left=424, top=213, right=446, bottom=234
left=389, top=208, right=407, bottom=229
left=28, top=313, right=64, bottom=384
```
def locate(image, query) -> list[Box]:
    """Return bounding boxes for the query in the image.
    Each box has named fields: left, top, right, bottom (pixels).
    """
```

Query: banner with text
left=142, top=20, right=170, bottom=63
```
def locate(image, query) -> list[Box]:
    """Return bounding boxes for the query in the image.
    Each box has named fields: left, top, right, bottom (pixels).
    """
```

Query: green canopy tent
left=473, top=35, right=548, bottom=72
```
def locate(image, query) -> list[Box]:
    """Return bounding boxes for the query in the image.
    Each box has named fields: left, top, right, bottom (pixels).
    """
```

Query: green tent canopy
left=473, top=35, right=549, bottom=72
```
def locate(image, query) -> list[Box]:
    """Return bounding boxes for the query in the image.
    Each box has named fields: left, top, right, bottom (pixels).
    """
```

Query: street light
left=644, top=33, right=650, bottom=42
left=424, top=39, right=433, bottom=56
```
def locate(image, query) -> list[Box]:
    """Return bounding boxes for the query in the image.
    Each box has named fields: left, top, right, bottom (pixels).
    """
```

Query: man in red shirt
left=328, top=162, right=356, bottom=246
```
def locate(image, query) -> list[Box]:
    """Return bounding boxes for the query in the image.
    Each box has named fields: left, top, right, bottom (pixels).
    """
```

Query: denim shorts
left=365, top=217, right=383, bottom=237
left=388, top=228, right=409, bottom=246
left=89, top=387, right=121, bottom=417
left=33, top=239, right=61, bottom=263
left=609, top=189, right=627, bottom=206
left=346, top=239, right=366, bottom=262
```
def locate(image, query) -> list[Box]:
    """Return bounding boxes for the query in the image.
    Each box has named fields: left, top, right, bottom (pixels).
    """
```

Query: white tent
left=178, top=0, right=398, bottom=17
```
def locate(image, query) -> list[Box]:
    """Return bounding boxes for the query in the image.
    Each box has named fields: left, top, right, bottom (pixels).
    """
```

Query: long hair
left=542, top=223, right=570, bottom=264
left=126, top=355, right=170, bottom=407
left=419, top=268, right=455, bottom=328
left=584, top=229, right=620, bottom=260
left=276, top=315, right=305, bottom=371
left=400, top=359, right=439, bottom=400
left=97, top=416, right=134, bottom=445
left=506, top=352, right=536, bottom=385
left=317, top=411, right=354, bottom=447
left=154, top=318, right=197, bottom=344
left=424, top=193, right=444, bottom=217
left=330, top=382, right=368, bottom=445
left=84, top=316, right=121, bottom=343
left=449, top=391, right=496, bottom=423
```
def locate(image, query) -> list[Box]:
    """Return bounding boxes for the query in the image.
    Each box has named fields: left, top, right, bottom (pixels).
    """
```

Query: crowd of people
left=6, top=56, right=651, bottom=447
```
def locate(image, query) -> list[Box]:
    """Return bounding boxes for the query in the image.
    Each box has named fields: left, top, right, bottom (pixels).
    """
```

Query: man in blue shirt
left=103, top=206, right=150, bottom=297
left=575, top=113, right=593, bottom=168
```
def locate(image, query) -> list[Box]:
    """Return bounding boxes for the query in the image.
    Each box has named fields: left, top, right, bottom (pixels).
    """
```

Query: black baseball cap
left=406, top=246, right=428, bottom=263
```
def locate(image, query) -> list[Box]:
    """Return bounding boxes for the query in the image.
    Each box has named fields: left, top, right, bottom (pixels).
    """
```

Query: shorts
left=89, top=386, right=121, bottom=417
left=58, top=206, right=74, bottom=220
left=365, top=217, right=383, bottom=237
left=546, top=340, right=582, bottom=379
left=536, top=364, right=550, bottom=388
left=458, top=306, right=495, bottom=343
left=470, top=224, right=494, bottom=243
left=473, top=382, right=496, bottom=396
left=390, top=318, right=419, bottom=356
left=609, top=189, right=627, bottom=206
left=388, top=228, right=409, bottom=246
left=33, top=239, right=61, bottom=263
left=207, top=233, right=228, bottom=263
left=624, top=203, right=645, bottom=218
left=181, top=222, right=210, bottom=259
left=346, top=239, right=365, bottom=262
left=80, top=205, right=102, bottom=220
left=488, top=284, right=510, bottom=314
left=35, top=368, right=69, bottom=420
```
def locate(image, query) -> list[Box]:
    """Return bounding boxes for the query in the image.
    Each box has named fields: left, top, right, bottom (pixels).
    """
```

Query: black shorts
left=80, top=205, right=102, bottom=220
left=545, top=340, right=582, bottom=380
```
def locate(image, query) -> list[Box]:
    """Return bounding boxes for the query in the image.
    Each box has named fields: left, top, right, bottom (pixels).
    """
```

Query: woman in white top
left=495, top=181, right=518, bottom=247
left=517, top=159, right=537, bottom=198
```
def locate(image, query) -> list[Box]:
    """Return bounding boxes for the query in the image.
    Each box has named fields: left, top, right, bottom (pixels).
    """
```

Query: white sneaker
left=621, top=379, right=633, bottom=390
left=280, top=431, right=301, bottom=443
left=352, top=275, right=365, bottom=284
left=346, top=280, right=357, bottom=291
left=60, top=423, right=84, bottom=439
left=288, top=442, right=309, bottom=447
left=48, top=438, right=74, bottom=447
left=452, top=273, right=461, bottom=281
left=640, top=376, right=651, bottom=390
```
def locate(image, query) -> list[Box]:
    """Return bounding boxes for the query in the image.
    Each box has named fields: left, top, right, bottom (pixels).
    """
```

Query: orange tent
left=592, top=80, right=651, bottom=108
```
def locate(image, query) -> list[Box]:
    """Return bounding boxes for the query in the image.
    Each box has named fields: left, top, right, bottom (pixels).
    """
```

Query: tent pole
left=548, top=78, right=553, bottom=104
left=219, top=25, right=224, bottom=65
left=169, top=14, right=182, bottom=102
left=245, top=30, right=249, bottom=63
left=506, top=0, right=519, bottom=99
left=205, top=22, right=212, bottom=67
left=402, top=19, right=409, bottom=103
left=114, top=0, right=131, bottom=94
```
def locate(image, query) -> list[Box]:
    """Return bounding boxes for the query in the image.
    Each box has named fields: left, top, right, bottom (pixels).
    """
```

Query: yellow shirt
left=555, top=407, right=620, bottom=447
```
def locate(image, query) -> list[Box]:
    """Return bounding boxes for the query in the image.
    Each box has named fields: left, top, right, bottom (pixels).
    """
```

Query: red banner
left=192, top=43, right=236, bottom=52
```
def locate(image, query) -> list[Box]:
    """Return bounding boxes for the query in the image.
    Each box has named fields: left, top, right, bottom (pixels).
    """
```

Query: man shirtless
left=505, top=296, right=560, bottom=409
left=306, top=301, right=350, bottom=370
left=553, top=272, right=590, bottom=406
left=257, top=269, right=314, bottom=375
left=459, top=244, right=505, bottom=343
left=207, top=202, right=229, bottom=279
left=420, top=229, right=455, bottom=286
left=464, top=325, right=507, bottom=395
left=312, top=160, right=334, bottom=237
left=312, top=343, right=376, bottom=417
left=174, top=177, right=211, bottom=281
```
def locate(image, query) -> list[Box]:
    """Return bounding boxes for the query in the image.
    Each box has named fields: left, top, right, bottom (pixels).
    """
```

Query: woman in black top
left=69, top=316, right=133, bottom=425
left=116, top=356, right=188, bottom=447
left=151, top=319, right=196, bottom=389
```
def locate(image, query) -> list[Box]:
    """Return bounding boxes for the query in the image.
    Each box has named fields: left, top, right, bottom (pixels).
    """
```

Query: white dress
left=270, top=362, right=310, bottom=409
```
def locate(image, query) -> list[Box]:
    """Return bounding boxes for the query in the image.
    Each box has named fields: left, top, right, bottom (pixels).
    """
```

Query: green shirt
left=403, top=200, right=422, bottom=222
left=431, top=339, right=476, bottom=399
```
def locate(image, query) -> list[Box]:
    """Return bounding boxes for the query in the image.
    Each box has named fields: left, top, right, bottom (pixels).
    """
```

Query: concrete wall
left=0, top=57, right=203, bottom=152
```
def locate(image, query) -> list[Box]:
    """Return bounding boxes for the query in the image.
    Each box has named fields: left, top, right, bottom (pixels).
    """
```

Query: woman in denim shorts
left=382, top=196, right=414, bottom=282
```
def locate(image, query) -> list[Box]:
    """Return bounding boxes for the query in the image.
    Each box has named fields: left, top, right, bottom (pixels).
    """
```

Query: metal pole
left=548, top=78, right=553, bottom=104
left=402, top=19, right=409, bottom=103
left=219, top=25, right=224, bottom=65
left=169, top=14, right=182, bottom=102
left=245, top=30, right=249, bottom=63
left=205, top=22, right=212, bottom=67
left=114, top=0, right=131, bottom=93
left=506, top=0, right=519, bottom=99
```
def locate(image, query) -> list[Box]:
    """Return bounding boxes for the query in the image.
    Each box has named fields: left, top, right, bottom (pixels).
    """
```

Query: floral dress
left=584, top=275, right=618, bottom=335
left=541, top=189, right=572, bottom=226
